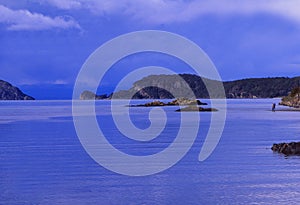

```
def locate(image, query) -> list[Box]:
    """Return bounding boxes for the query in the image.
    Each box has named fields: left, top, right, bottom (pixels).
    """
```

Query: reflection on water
left=1, top=99, right=300, bottom=204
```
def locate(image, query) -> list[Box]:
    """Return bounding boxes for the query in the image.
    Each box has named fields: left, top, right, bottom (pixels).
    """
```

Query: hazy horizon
left=14, top=73, right=300, bottom=100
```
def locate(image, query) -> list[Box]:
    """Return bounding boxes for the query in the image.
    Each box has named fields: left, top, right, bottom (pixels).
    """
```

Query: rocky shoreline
left=279, top=87, right=300, bottom=108
left=279, top=100, right=300, bottom=108
left=271, top=142, right=300, bottom=156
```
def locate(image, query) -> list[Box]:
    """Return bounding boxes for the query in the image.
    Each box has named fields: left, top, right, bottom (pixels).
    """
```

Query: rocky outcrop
left=271, top=142, right=300, bottom=155
left=279, top=99, right=300, bottom=108
left=130, top=98, right=207, bottom=107
left=279, top=87, right=300, bottom=108
left=80, top=90, right=109, bottom=100
left=129, top=98, right=217, bottom=112
left=0, top=80, right=34, bottom=100
left=175, top=106, right=218, bottom=112
left=169, top=98, right=208, bottom=106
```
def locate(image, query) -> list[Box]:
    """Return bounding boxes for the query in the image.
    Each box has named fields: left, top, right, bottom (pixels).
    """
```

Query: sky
left=1, top=0, right=300, bottom=99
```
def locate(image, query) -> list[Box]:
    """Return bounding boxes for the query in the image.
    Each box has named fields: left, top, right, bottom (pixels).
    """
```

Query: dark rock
left=271, top=142, right=300, bottom=155
left=0, top=80, right=34, bottom=100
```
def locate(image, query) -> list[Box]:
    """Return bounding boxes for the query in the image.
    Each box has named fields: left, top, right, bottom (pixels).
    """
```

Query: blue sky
left=1, top=0, right=300, bottom=99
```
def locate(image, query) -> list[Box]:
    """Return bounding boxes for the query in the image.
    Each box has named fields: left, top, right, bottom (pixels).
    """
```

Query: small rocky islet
left=175, top=106, right=218, bottom=112
left=130, top=98, right=207, bottom=107
left=130, top=98, right=218, bottom=112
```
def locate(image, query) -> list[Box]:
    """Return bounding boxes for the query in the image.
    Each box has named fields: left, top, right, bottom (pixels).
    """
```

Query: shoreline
left=274, top=108, right=300, bottom=112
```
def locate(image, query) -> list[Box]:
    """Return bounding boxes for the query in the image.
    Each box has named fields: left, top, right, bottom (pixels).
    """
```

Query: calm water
left=1, top=99, right=300, bottom=205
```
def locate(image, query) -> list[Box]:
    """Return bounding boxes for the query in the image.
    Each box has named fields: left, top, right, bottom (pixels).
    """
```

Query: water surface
left=1, top=99, right=300, bottom=204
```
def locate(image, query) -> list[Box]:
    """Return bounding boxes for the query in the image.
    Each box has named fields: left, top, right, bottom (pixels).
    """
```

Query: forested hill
left=111, top=74, right=300, bottom=99
left=224, top=76, right=300, bottom=98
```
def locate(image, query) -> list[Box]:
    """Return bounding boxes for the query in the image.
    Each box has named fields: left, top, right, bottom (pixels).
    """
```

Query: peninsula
left=0, top=80, right=34, bottom=100
left=80, top=74, right=300, bottom=100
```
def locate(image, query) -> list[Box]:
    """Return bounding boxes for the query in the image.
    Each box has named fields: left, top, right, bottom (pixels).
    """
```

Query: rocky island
left=175, top=106, right=218, bottom=112
left=130, top=98, right=207, bottom=107
left=129, top=98, right=217, bottom=112
left=0, top=80, right=34, bottom=100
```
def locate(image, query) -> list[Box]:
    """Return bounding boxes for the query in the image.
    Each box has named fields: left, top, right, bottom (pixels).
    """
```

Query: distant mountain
left=80, top=90, right=109, bottom=100
left=81, top=74, right=300, bottom=99
left=0, top=80, right=34, bottom=100
left=112, top=74, right=223, bottom=99
left=113, top=74, right=300, bottom=99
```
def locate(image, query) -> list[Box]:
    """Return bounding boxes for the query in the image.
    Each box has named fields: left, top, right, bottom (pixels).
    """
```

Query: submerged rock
left=271, top=142, right=300, bottom=155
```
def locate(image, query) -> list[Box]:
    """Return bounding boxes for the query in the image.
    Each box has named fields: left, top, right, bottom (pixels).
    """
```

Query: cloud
left=38, top=0, right=82, bottom=9
left=38, top=0, right=300, bottom=25
left=0, top=4, right=80, bottom=30
left=52, top=79, right=69, bottom=85
left=17, top=79, right=70, bottom=85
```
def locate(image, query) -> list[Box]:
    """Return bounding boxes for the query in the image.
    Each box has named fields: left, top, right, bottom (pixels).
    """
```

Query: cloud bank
left=39, top=0, right=300, bottom=24
left=2, top=1, right=300, bottom=31
left=0, top=4, right=80, bottom=30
